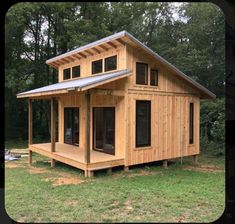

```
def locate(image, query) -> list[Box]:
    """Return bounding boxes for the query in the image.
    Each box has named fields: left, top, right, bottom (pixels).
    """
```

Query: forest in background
left=5, top=2, right=225, bottom=155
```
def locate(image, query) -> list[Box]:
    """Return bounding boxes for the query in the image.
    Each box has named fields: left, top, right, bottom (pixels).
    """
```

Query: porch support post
left=29, top=150, right=32, bottom=165
left=28, top=99, right=33, bottom=165
left=51, top=97, right=56, bottom=152
left=84, top=92, right=91, bottom=164
left=28, top=99, right=33, bottom=145
left=51, top=159, right=55, bottom=168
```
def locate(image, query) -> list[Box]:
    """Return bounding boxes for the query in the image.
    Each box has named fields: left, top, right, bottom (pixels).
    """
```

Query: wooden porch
left=29, top=143, right=124, bottom=176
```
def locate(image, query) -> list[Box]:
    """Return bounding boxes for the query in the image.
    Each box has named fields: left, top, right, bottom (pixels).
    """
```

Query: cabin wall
left=58, top=92, right=125, bottom=158
left=126, top=45, right=198, bottom=95
left=56, top=43, right=202, bottom=166
left=58, top=45, right=126, bottom=82
left=124, top=44, right=200, bottom=166
left=126, top=93, right=200, bottom=166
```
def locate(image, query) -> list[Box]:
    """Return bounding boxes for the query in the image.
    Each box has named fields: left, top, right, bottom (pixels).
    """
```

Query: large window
left=63, top=68, right=71, bottom=80
left=72, top=65, right=80, bottom=78
left=92, top=59, right=102, bottom=74
left=136, top=100, right=151, bottom=147
left=150, top=69, right=158, bottom=86
left=189, top=103, right=194, bottom=144
left=136, top=62, right=148, bottom=85
left=105, top=55, right=117, bottom=72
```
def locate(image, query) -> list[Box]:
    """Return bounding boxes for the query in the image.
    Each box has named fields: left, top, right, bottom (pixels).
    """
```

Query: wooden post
left=193, top=155, right=198, bottom=165
left=28, top=99, right=33, bottom=145
left=51, top=159, right=55, bottom=168
left=28, top=99, right=33, bottom=165
left=84, top=92, right=91, bottom=164
left=88, top=170, right=94, bottom=177
left=163, top=160, right=168, bottom=169
left=51, top=97, right=56, bottom=152
left=29, top=150, right=32, bottom=165
left=85, top=170, right=93, bottom=177
left=124, top=166, right=129, bottom=171
left=107, top=168, right=112, bottom=175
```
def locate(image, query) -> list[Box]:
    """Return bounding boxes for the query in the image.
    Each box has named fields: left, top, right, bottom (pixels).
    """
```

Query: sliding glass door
left=93, top=107, right=115, bottom=155
left=64, top=107, right=79, bottom=146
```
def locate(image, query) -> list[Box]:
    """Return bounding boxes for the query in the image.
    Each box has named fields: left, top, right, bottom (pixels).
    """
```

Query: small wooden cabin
left=17, top=31, right=215, bottom=177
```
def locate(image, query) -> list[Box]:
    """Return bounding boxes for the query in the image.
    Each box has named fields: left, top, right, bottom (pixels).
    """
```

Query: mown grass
left=5, top=150, right=225, bottom=223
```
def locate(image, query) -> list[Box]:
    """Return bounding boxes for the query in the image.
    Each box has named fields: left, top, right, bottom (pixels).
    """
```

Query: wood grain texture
left=126, top=93, right=200, bottom=166
left=29, top=143, right=124, bottom=171
left=28, top=43, right=202, bottom=171
left=28, top=99, right=32, bottom=145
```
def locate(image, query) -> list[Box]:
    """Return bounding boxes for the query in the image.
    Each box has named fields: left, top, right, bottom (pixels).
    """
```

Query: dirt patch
left=5, top=162, right=24, bottom=169
left=28, top=167, right=48, bottom=174
left=183, top=165, right=224, bottom=173
left=124, top=200, right=133, bottom=210
left=44, top=177, right=84, bottom=186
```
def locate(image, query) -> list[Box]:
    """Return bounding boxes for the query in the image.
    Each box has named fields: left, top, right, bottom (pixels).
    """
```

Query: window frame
left=150, top=69, right=158, bottom=86
left=104, top=55, right=117, bottom=72
left=92, top=59, right=103, bottom=75
left=135, top=100, right=151, bottom=148
left=189, top=102, right=194, bottom=144
left=136, top=62, right=148, bottom=85
left=63, top=68, right=71, bottom=80
left=72, top=65, right=81, bottom=79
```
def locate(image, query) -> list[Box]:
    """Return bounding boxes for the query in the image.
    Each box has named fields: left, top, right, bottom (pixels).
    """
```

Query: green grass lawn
left=5, top=151, right=225, bottom=223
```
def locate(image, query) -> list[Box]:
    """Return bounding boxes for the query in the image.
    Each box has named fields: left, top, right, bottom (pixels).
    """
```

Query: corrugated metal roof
left=123, top=32, right=216, bottom=99
left=46, top=30, right=215, bottom=99
left=46, top=31, right=126, bottom=65
left=17, top=69, right=131, bottom=98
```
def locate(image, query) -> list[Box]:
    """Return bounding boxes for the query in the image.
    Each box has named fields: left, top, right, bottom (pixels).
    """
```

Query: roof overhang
left=46, top=30, right=215, bottom=99
left=17, top=69, right=131, bottom=98
left=46, top=31, right=128, bottom=68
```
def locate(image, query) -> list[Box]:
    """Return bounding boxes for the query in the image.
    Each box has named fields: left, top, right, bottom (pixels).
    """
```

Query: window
left=92, top=59, right=102, bottom=74
left=136, top=62, right=148, bottom=85
left=189, top=103, right=194, bottom=144
left=105, top=55, right=117, bottom=72
left=150, top=69, right=158, bottom=86
left=63, top=68, right=71, bottom=80
left=136, top=100, right=151, bottom=147
left=72, top=65, right=80, bottom=78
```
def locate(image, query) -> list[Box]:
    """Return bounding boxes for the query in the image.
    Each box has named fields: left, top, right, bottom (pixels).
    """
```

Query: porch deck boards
left=29, top=143, right=124, bottom=171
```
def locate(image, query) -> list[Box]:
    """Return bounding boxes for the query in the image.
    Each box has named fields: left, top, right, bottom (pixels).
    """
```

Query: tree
left=5, top=2, right=224, bottom=148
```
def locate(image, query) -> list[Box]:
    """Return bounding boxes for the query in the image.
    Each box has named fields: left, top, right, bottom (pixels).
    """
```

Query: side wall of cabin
left=125, top=45, right=200, bottom=166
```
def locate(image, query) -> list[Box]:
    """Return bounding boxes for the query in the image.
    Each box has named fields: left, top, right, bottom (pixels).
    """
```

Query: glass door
left=93, top=107, right=115, bottom=155
left=64, top=107, right=79, bottom=146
